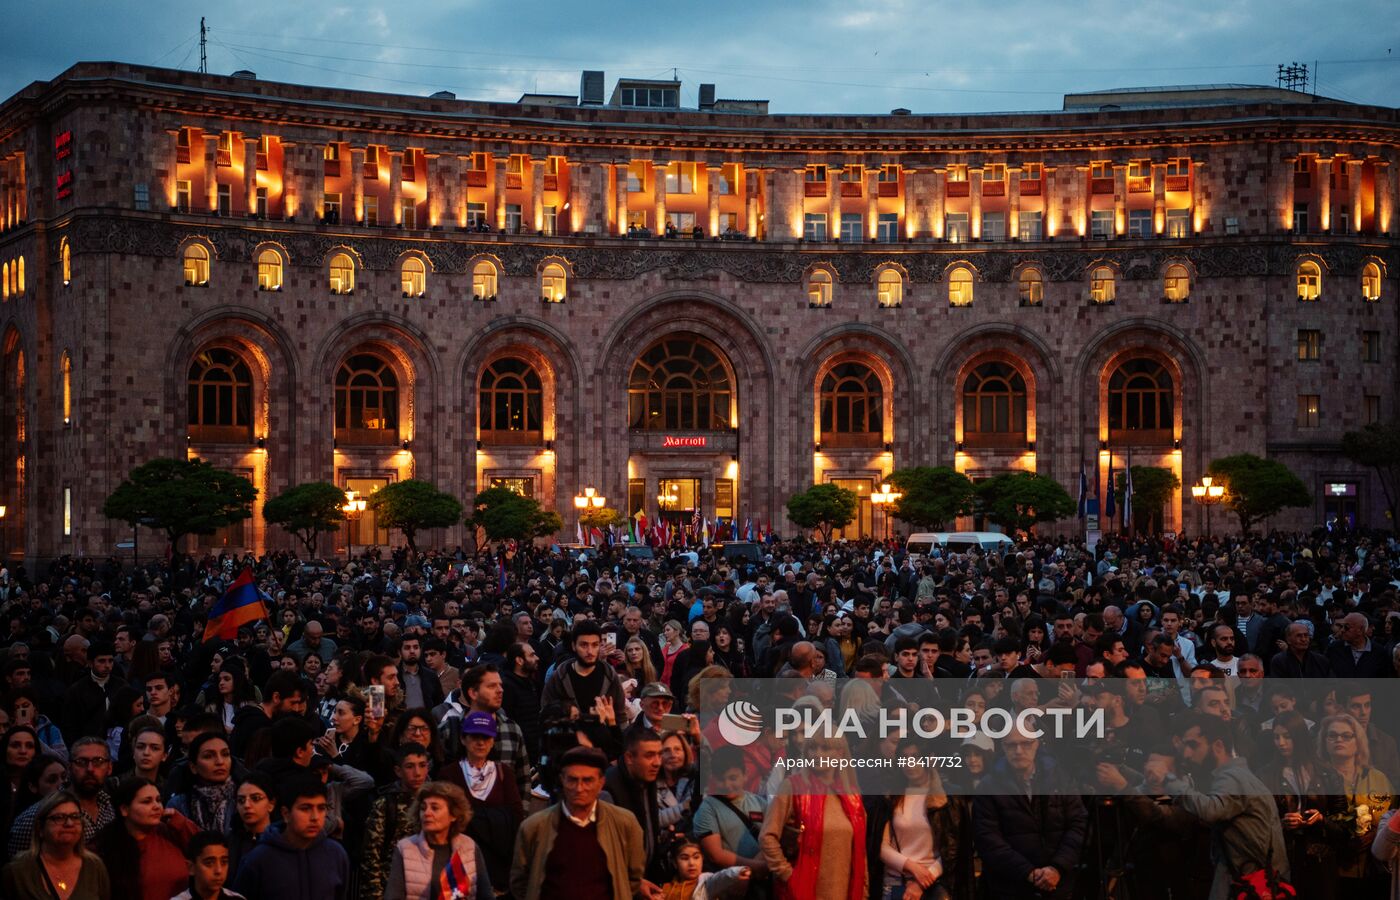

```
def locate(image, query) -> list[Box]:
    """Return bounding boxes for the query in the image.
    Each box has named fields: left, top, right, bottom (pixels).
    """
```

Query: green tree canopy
left=365, top=479, right=462, bottom=554
left=975, top=472, right=1075, bottom=536
left=578, top=507, right=625, bottom=532
left=1342, top=421, right=1400, bottom=530
left=786, top=483, right=858, bottom=542
left=465, top=486, right=563, bottom=544
left=262, top=481, right=346, bottom=557
left=1206, top=453, right=1311, bottom=534
left=1113, top=466, right=1182, bottom=534
left=888, top=466, right=976, bottom=529
left=102, top=457, right=256, bottom=553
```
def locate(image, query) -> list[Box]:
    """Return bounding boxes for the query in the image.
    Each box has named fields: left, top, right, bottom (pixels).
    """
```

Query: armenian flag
left=203, top=568, right=267, bottom=642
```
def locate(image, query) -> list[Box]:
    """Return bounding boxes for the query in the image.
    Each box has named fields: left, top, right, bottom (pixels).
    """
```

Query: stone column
left=652, top=162, right=667, bottom=231
left=350, top=147, right=366, bottom=223
left=166, top=130, right=182, bottom=210
left=1347, top=159, right=1363, bottom=233
left=930, top=168, right=945, bottom=239
left=865, top=169, right=879, bottom=241
left=1277, top=155, right=1295, bottom=233
left=494, top=157, right=508, bottom=231
left=304, top=143, right=324, bottom=222
left=1191, top=161, right=1206, bottom=233
left=1, top=155, right=10, bottom=227
left=706, top=164, right=722, bottom=236
left=242, top=136, right=258, bottom=215
left=1008, top=167, right=1022, bottom=240
left=1317, top=158, right=1332, bottom=232
left=1044, top=166, right=1058, bottom=237
left=969, top=167, right=983, bottom=239
left=1375, top=160, right=1392, bottom=236
left=569, top=161, right=584, bottom=234
left=388, top=150, right=404, bottom=225
left=743, top=167, right=757, bottom=237
left=279, top=140, right=298, bottom=219
left=423, top=152, right=439, bottom=227
left=615, top=162, right=629, bottom=234
left=530, top=157, right=546, bottom=232
left=827, top=167, right=841, bottom=240
left=203, top=134, right=219, bottom=212
left=1113, top=164, right=1127, bottom=235
left=1152, top=163, right=1167, bottom=234
left=1074, top=165, right=1090, bottom=236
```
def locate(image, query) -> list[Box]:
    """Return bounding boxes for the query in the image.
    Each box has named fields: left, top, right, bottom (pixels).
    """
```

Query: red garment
left=135, top=813, right=198, bottom=900
left=780, top=776, right=866, bottom=900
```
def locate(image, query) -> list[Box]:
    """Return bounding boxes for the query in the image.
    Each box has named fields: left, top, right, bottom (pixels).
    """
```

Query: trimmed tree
left=786, top=483, right=858, bottom=542
left=263, top=482, right=346, bottom=557
left=1342, top=421, right=1400, bottom=529
left=1207, top=453, right=1311, bottom=534
left=465, top=486, right=563, bottom=544
left=975, top=472, right=1075, bottom=536
left=365, top=479, right=462, bottom=554
left=889, top=466, right=976, bottom=529
left=1113, top=466, right=1182, bottom=534
left=102, top=457, right=257, bottom=556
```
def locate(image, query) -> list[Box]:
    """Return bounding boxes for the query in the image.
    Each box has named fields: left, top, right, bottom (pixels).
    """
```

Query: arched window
left=2, top=262, right=8, bottom=301
left=329, top=253, right=355, bottom=294
left=1163, top=263, right=1190, bottom=302
left=335, top=353, right=399, bottom=443
left=401, top=257, right=425, bottom=297
left=963, top=361, right=1027, bottom=445
left=1090, top=266, right=1115, bottom=303
left=16, top=257, right=23, bottom=296
left=61, top=352, right=72, bottom=424
left=1362, top=262, right=1381, bottom=302
left=183, top=245, right=209, bottom=286
left=479, top=358, right=544, bottom=444
left=808, top=269, right=832, bottom=307
left=472, top=261, right=498, bottom=300
left=257, top=249, right=282, bottom=291
left=819, top=362, right=883, bottom=445
left=60, top=239, right=71, bottom=285
left=628, top=337, right=733, bottom=430
left=1108, top=358, right=1174, bottom=443
left=1297, top=261, right=1321, bottom=301
left=541, top=263, right=567, bottom=302
left=187, top=347, right=253, bottom=441
left=877, top=269, right=903, bottom=308
left=1018, top=268, right=1043, bottom=306
left=948, top=267, right=974, bottom=306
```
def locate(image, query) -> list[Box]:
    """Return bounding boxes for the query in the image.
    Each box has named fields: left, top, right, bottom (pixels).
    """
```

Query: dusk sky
left=2, top=0, right=1398, bottom=113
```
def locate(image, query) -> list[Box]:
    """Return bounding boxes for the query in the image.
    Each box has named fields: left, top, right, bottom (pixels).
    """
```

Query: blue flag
left=1077, top=463, right=1088, bottom=519
left=1123, top=456, right=1134, bottom=532
left=1104, top=458, right=1116, bottom=522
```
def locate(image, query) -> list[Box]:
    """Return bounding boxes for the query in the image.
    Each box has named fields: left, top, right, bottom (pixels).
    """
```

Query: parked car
left=906, top=531, right=1014, bottom=556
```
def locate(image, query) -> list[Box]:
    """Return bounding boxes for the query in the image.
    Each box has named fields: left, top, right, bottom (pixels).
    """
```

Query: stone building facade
left=0, top=64, right=1395, bottom=560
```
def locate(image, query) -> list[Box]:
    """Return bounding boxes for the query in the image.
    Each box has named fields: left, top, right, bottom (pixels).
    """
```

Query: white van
left=906, top=531, right=1015, bottom=556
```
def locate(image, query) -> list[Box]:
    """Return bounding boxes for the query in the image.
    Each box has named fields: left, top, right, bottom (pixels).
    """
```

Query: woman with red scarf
left=759, top=734, right=867, bottom=900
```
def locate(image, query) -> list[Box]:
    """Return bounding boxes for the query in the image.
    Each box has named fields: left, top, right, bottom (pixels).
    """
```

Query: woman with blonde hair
left=686, top=665, right=733, bottom=715
left=621, top=636, right=658, bottom=686
left=2, top=789, right=111, bottom=899
left=383, top=781, right=492, bottom=900
left=1319, top=712, right=1394, bottom=893
left=660, top=620, right=688, bottom=684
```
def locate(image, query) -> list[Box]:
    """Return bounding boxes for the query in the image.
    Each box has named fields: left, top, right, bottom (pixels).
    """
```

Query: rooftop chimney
left=580, top=71, right=605, bottom=106
left=699, top=83, right=716, bottom=110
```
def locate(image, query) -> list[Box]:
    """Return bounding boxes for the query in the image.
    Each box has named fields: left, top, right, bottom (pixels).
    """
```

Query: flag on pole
left=1077, top=463, right=1088, bottom=519
left=702, top=517, right=711, bottom=546
left=203, top=568, right=268, bottom=642
left=576, top=520, right=585, bottom=545
left=497, top=557, right=508, bottom=594
left=1123, top=457, right=1134, bottom=534
left=1104, top=457, right=1117, bottom=524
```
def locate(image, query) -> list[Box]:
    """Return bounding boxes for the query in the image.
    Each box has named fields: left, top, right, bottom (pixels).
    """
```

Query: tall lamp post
left=1190, top=476, right=1225, bottom=536
left=343, top=490, right=367, bottom=560
left=0, top=505, right=7, bottom=562
left=870, top=482, right=902, bottom=542
left=574, top=486, right=605, bottom=545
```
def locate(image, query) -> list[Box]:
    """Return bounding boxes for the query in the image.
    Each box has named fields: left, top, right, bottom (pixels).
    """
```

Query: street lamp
left=1190, top=476, right=1225, bottom=536
left=870, top=482, right=902, bottom=541
left=343, top=490, right=367, bottom=560
left=574, top=486, right=605, bottom=543
left=0, top=505, right=7, bottom=562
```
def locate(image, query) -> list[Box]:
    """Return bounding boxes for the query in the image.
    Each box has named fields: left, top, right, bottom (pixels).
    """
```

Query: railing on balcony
left=480, top=430, right=544, bottom=447
left=840, top=182, right=863, bottom=197
left=1128, top=177, right=1150, bottom=193
left=466, top=170, right=488, bottom=188
left=1091, top=177, right=1115, bottom=194
left=963, top=432, right=1028, bottom=449
left=506, top=174, right=523, bottom=190
left=544, top=175, right=559, bottom=191
left=804, top=182, right=827, bottom=198
left=983, top=182, right=1005, bottom=197
left=177, top=146, right=191, bottom=164
left=946, top=182, right=969, bottom=197
left=1165, top=175, right=1190, bottom=192
left=337, top=428, right=400, bottom=447
left=216, top=149, right=232, bottom=167
left=1019, top=179, right=1041, bottom=195
left=878, top=182, right=899, bottom=197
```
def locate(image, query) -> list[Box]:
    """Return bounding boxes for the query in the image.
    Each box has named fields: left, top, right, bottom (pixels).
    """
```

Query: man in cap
left=627, top=682, right=676, bottom=738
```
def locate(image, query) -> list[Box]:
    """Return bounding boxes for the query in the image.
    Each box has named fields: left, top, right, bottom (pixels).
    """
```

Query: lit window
left=877, top=269, right=903, bottom=308
left=1021, top=163, right=1042, bottom=181
left=664, top=163, right=695, bottom=194
left=1362, top=262, right=1381, bottom=301
left=1018, top=211, right=1043, bottom=242
left=983, top=164, right=1004, bottom=182
left=183, top=245, right=210, bottom=286
left=2, top=262, right=8, bottom=301
left=61, top=351, right=72, bottom=423
left=946, top=165, right=967, bottom=183
left=803, top=213, right=827, bottom=242
left=1091, top=210, right=1114, bottom=239
left=981, top=212, right=1005, bottom=241
left=805, top=165, right=827, bottom=183
left=948, top=267, right=974, bottom=306
left=61, top=239, right=71, bottom=285
left=839, top=165, right=864, bottom=183
left=400, top=257, right=425, bottom=297
left=1019, top=268, right=1043, bottom=305
left=541, top=263, right=567, bottom=302
left=1166, top=157, right=1191, bottom=177
left=878, top=165, right=900, bottom=183
left=1090, top=161, right=1112, bottom=179
left=329, top=253, right=355, bottom=294
left=1297, top=261, right=1321, bottom=301
left=1129, top=209, right=1152, bottom=238
left=472, top=261, right=498, bottom=300
left=945, top=213, right=969, bottom=242
left=1163, top=263, right=1190, bottom=302
left=877, top=213, right=899, bottom=243
left=1166, top=208, right=1190, bottom=238
left=400, top=199, right=416, bottom=230
left=16, top=256, right=24, bottom=295
left=808, top=269, right=832, bottom=307
left=1296, top=394, right=1320, bottom=428
left=1297, top=329, right=1322, bottom=361
left=1090, top=266, right=1116, bottom=303
left=257, top=249, right=282, bottom=291
left=176, top=180, right=192, bottom=213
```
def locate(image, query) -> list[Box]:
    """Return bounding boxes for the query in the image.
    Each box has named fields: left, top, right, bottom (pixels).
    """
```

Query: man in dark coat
left=60, top=639, right=126, bottom=743
left=601, top=727, right=665, bottom=881
left=1326, top=612, right=1393, bottom=677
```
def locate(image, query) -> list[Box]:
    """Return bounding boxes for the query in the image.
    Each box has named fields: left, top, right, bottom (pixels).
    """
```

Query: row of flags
left=575, top=511, right=775, bottom=548
left=1078, top=455, right=1134, bottom=532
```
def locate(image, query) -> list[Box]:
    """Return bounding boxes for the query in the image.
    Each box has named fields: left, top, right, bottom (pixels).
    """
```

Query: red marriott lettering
left=662, top=435, right=707, bottom=448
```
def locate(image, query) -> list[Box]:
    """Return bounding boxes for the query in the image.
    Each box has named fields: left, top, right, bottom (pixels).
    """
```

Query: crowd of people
left=0, top=525, right=1396, bottom=899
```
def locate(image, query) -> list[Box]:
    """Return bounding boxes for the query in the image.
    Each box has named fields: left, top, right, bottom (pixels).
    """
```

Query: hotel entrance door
left=656, top=478, right=701, bottom=526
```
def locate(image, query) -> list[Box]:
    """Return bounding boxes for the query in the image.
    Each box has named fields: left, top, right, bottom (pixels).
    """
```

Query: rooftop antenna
left=1277, top=62, right=1308, bottom=92
left=199, top=17, right=207, bottom=74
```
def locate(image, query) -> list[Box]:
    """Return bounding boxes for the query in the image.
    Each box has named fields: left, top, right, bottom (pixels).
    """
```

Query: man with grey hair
left=1269, top=621, right=1331, bottom=677
left=1326, top=612, right=1391, bottom=677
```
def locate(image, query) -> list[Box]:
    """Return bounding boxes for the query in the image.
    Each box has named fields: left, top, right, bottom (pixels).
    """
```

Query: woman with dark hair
left=4, top=686, right=66, bottom=760
left=95, top=777, right=197, bottom=900
left=229, top=774, right=277, bottom=875
left=125, top=720, right=170, bottom=789
left=103, top=687, right=146, bottom=762
left=4, top=725, right=39, bottom=805
left=14, top=752, right=67, bottom=817
left=475, top=621, right=516, bottom=668
left=1, top=789, right=111, bottom=899
left=1258, top=710, right=1344, bottom=900
left=386, top=708, right=445, bottom=770
left=315, top=656, right=355, bottom=725
left=314, top=692, right=373, bottom=772
left=201, top=663, right=257, bottom=734
left=710, top=623, right=748, bottom=677
left=1022, top=614, right=1050, bottom=664
left=167, top=734, right=236, bottom=833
